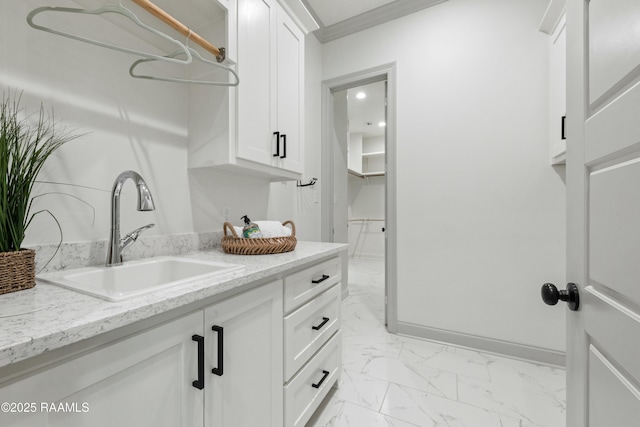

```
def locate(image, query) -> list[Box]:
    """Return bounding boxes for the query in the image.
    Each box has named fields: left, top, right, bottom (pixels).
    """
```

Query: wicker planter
left=0, top=249, right=36, bottom=295
left=221, top=221, right=297, bottom=255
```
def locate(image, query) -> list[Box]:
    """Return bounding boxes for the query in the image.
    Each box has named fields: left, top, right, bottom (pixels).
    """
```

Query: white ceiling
left=345, top=81, right=386, bottom=138
left=301, top=0, right=448, bottom=43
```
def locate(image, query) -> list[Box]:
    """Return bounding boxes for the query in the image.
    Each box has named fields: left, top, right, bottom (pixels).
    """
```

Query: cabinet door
left=0, top=312, right=204, bottom=427
left=549, top=14, right=566, bottom=163
left=276, top=7, right=305, bottom=173
left=204, top=280, right=283, bottom=427
left=236, top=0, right=278, bottom=167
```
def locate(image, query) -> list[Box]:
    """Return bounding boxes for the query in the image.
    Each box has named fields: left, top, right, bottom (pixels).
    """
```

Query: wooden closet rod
left=131, top=0, right=225, bottom=62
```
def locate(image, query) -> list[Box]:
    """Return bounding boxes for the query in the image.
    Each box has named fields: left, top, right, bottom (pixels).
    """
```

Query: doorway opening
left=321, top=64, right=397, bottom=333
left=343, top=81, right=386, bottom=258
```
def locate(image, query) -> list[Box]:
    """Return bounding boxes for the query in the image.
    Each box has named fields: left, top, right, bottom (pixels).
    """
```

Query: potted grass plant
left=0, top=91, right=81, bottom=295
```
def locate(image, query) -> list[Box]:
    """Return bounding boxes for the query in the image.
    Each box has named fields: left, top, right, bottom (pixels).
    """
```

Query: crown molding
left=277, top=0, right=320, bottom=33
left=538, top=0, right=566, bottom=34
left=312, top=0, right=448, bottom=44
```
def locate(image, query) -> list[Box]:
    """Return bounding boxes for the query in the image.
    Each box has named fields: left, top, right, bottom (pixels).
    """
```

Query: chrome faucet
left=106, top=170, right=156, bottom=266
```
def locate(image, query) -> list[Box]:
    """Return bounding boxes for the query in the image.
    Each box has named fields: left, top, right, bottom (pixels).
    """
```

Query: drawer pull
left=312, top=317, right=330, bottom=331
left=211, top=325, right=224, bottom=376
left=312, top=274, right=330, bottom=284
left=192, top=335, right=205, bottom=390
left=312, top=370, right=330, bottom=389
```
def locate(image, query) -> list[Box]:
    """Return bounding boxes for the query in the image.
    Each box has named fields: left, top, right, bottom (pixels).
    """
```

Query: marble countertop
left=0, top=242, right=346, bottom=370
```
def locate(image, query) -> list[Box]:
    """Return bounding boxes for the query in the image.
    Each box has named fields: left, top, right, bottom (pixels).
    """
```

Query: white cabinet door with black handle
left=0, top=311, right=204, bottom=427
left=204, top=280, right=283, bottom=427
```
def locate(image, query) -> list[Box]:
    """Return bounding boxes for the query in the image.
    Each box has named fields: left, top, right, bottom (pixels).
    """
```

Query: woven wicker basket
left=221, top=221, right=296, bottom=255
left=0, top=249, right=36, bottom=295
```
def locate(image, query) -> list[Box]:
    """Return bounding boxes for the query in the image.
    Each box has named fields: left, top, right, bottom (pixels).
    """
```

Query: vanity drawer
left=284, top=257, right=341, bottom=313
left=284, top=284, right=341, bottom=381
left=284, top=331, right=341, bottom=427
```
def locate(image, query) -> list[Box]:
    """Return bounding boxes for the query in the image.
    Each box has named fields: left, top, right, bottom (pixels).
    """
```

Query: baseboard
left=396, top=322, right=566, bottom=367
left=349, top=253, right=385, bottom=260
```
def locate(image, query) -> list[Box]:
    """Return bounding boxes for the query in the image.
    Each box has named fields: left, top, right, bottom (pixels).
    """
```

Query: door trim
left=320, top=62, right=398, bottom=333
left=566, top=0, right=588, bottom=424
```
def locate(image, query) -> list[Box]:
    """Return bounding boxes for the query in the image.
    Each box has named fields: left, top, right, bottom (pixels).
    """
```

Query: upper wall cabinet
left=188, top=0, right=311, bottom=181
left=539, top=0, right=566, bottom=165
left=236, top=0, right=305, bottom=175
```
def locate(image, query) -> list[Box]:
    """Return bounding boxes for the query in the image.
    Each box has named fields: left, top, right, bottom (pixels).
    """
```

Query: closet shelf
left=362, top=151, right=385, bottom=158
left=348, top=169, right=385, bottom=178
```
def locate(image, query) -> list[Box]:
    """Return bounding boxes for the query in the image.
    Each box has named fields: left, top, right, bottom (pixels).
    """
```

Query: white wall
left=362, top=135, right=385, bottom=173
left=1, top=0, right=196, bottom=247
left=267, top=34, right=323, bottom=242
left=331, top=90, right=350, bottom=246
left=348, top=174, right=385, bottom=259
left=2, top=0, right=318, bottom=253
left=323, top=0, right=567, bottom=353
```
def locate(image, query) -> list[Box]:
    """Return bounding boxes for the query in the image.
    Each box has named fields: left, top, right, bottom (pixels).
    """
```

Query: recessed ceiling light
left=378, top=121, right=386, bottom=127
left=356, top=92, right=366, bottom=100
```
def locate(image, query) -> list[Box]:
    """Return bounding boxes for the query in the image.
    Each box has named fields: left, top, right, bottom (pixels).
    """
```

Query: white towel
left=256, top=221, right=292, bottom=238
left=233, top=221, right=291, bottom=238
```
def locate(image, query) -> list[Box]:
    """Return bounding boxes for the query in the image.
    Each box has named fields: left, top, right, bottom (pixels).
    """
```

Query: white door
left=204, top=280, right=283, bottom=427
left=564, top=0, right=640, bottom=425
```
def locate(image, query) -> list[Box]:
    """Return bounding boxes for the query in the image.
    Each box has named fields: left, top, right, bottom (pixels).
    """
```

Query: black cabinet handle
left=280, top=134, right=287, bottom=159
left=273, top=132, right=280, bottom=157
left=211, top=325, right=224, bottom=376
left=561, top=115, right=566, bottom=140
left=192, top=335, right=204, bottom=390
left=312, top=370, right=330, bottom=389
left=312, top=274, right=330, bottom=284
left=312, top=317, right=330, bottom=331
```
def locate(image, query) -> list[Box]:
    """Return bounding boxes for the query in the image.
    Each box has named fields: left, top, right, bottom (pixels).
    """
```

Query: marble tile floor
left=307, top=257, right=566, bottom=427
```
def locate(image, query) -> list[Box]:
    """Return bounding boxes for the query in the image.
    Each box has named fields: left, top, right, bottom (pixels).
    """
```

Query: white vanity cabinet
left=0, top=281, right=283, bottom=427
left=0, top=250, right=345, bottom=427
left=282, top=257, right=342, bottom=427
left=0, top=311, right=204, bottom=427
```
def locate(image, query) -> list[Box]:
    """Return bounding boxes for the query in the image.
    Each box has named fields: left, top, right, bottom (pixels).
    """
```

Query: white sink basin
left=38, top=256, right=244, bottom=302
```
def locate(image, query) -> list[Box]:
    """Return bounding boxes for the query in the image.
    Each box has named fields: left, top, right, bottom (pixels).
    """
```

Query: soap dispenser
left=241, top=215, right=263, bottom=238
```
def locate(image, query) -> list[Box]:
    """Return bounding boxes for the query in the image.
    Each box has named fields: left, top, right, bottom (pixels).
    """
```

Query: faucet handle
left=130, top=223, right=155, bottom=237
left=120, top=223, right=155, bottom=252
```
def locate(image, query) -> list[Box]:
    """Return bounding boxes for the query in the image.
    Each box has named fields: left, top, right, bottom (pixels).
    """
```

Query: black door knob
left=541, top=283, right=579, bottom=311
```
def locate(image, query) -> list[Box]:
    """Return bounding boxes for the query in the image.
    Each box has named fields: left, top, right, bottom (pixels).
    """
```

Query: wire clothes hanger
left=26, top=2, right=192, bottom=64
left=128, top=31, right=239, bottom=86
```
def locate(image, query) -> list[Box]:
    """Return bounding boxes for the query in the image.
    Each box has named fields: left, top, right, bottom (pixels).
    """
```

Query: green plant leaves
left=0, top=91, right=82, bottom=252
